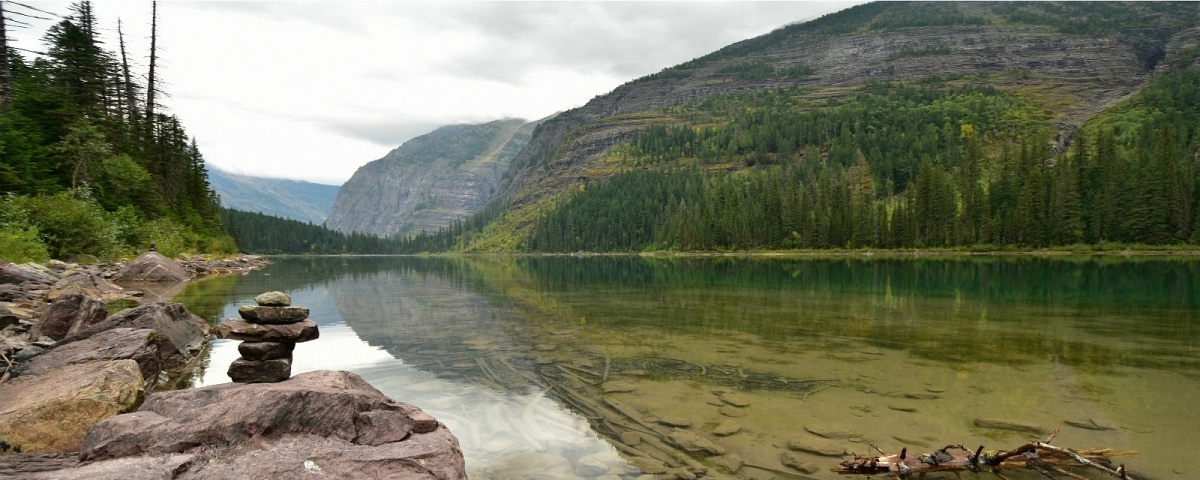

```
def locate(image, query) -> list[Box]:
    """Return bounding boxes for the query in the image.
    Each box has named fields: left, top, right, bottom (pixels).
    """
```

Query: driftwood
left=835, top=429, right=1137, bottom=479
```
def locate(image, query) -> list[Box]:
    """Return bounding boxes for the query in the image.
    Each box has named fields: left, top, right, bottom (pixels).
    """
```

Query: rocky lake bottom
left=172, top=256, right=1199, bottom=480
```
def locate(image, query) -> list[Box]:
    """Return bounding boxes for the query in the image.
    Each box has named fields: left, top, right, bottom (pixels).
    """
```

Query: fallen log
left=834, top=429, right=1137, bottom=479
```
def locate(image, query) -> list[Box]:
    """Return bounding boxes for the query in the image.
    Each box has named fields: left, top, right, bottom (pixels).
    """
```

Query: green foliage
left=387, top=121, right=513, bottom=168
left=0, top=1, right=225, bottom=260
left=0, top=225, right=50, bottom=263
left=2, top=192, right=121, bottom=258
left=867, top=3, right=987, bottom=31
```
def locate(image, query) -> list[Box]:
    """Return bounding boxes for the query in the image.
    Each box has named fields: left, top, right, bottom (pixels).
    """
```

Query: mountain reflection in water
left=175, top=256, right=1200, bottom=480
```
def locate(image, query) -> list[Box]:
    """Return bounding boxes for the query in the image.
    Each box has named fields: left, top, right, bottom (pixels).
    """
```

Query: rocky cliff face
left=209, top=168, right=340, bottom=224
left=325, top=119, right=540, bottom=237
left=493, top=2, right=1200, bottom=209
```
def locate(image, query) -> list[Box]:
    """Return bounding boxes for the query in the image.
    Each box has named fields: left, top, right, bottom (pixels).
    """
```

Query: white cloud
left=8, top=1, right=861, bottom=184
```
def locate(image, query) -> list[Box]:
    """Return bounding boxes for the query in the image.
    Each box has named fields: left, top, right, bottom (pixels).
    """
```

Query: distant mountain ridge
left=325, top=118, right=544, bottom=236
left=209, top=168, right=340, bottom=224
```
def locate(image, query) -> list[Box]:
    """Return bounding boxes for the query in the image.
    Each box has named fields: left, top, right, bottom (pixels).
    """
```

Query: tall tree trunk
left=144, top=1, right=157, bottom=142
left=118, top=19, right=139, bottom=127
left=0, top=1, right=11, bottom=107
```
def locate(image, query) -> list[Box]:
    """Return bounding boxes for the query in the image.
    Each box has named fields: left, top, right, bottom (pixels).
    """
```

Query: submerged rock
left=973, top=418, right=1047, bottom=435
left=666, top=428, right=725, bottom=456
left=712, top=453, right=744, bottom=473
left=787, top=436, right=847, bottom=457
left=0, top=360, right=145, bottom=453
left=601, top=380, right=636, bottom=393
left=804, top=423, right=854, bottom=440
left=781, top=451, right=820, bottom=473
left=713, top=420, right=742, bottom=436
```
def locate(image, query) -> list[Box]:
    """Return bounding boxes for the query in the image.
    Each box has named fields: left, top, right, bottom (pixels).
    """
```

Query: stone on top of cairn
left=213, top=291, right=318, bottom=384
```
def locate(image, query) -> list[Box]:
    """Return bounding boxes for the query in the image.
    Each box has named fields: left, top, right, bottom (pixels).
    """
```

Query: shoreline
left=256, top=249, right=1200, bottom=258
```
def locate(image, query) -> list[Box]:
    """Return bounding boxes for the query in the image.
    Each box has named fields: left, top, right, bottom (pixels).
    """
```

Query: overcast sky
left=9, top=1, right=860, bottom=185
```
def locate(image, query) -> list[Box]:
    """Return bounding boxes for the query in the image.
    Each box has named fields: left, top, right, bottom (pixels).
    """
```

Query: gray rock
left=48, top=272, right=122, bottom=301
left=227, top=356, right=292, bottom=383
left=236, top=341, right=295, bottom=361
left=213, top=319, right=319, bottom=343
left=111, top=252, right=190, bottom=283
left=0, top=260, right=55, bottom=286
left=325, top=119, right=542, bottom=237
left=0, top=360, right=145, bottom=453
left=30, top=293, right=107, bottom=341
left=656, top=414, right=692, bottom=428
left=973, top=418, right=1047, bottom=435
left=236, top=305, right=308, bottom=324
left=79, top=371, right=463, bottom=480
left=61, top=302, right=209, bottom=373
left=666, top=428, right=725, bottom=456
left=254, top=291, right=291, bottom=307
left=16, top=328, right=160, bottom=383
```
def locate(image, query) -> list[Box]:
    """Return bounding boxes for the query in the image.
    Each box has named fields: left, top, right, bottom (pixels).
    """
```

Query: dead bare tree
left=835, top=429, right=1137, bottom=480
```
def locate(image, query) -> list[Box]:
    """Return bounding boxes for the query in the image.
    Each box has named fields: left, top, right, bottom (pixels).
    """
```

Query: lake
left=169, top=255, right=1200, bottom=479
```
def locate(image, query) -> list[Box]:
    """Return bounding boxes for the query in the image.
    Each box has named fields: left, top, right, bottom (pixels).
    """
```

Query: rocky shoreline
left=0, top=253, right=466, bottom=479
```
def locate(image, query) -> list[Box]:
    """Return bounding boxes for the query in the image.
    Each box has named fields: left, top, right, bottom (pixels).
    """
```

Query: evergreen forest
left=0, top=1, right=232, bottom=262
left=528, top=53, right=1200, bottom=252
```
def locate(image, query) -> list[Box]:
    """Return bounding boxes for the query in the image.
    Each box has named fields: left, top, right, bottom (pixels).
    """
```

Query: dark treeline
left=222, top=201, right=507, bottom=254
left=531, top=64, right=1200, bottom=252
left=0, top=1, right=229, bottom=260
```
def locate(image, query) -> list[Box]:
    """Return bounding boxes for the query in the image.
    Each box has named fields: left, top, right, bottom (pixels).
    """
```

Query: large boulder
left=60, top=302, right=208, bottom=372
left=111, top=252, right=190, bottom=283
left=15, top=328, right=161, bottom=383
left=73, top=370, right=465, bottom=479
left=29, top=293, right=108, bottom=341
left=0, top=260, right=56, bottom=286
left=47, top=272, right=124, bottom=301
left=0, top=360, right=146, bottom=453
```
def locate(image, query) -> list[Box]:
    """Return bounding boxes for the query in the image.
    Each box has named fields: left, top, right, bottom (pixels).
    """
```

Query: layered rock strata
left=213, top=291, right=318, bottom=383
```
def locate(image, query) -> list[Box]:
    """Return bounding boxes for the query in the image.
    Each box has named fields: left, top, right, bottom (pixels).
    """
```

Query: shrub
left=3, top=192, right=122, bottom=259
left=0, top=224, right=50, bottom=263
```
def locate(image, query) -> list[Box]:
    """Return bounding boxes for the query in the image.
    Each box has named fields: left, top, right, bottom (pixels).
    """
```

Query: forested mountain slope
left=209, top=168, right=339, bottom=224
left=325, top=118, right=542, bottom=236
left=460, top=1, right=1200, bottom=252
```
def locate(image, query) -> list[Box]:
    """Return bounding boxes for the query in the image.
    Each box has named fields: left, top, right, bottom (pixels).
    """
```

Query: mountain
left=209, top=168, right=340, bottom=224
left=325, top=118, right=542, bottom=237
left=455, top=1, right=1200, bottom=251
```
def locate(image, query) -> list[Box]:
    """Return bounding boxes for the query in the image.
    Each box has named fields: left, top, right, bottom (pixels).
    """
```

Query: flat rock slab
left=213, top=319, right=318, bottom=343
left=713, top=420, right=742, bottom=436
left=81, top=371, right=446, bottom=462
left=805, top=424, right=854, bottom=440
left=601, top=380, right=636, bottom=393
left=712, top=453, right=744, bottom=474
left=228, top=357, right=292, bottom=383
left=0, top=360, right=145, bottom=453
left=719, top=392, right=751, bottom=407
left=788, top=437, right=846, bottom=457
left=111, top=252, right=190, bottom=283
left=628, top=456, right=667, bottom=474
left=255, top=291, right=291, bottom=306
left=17, top=328, right=160, bottom=383
left=236, top=305, right=309, bottom=324
left=719, top=406, right=747, bottom=418
left=655, top=414, right=692, bottom=428
left=237, top=341, right=294, bottom=361
left=781, top=451, right=820, bottom=474
left=0, top=260, right=56, bottom=286
left=973, top=418, right=1047, bottom=435
left=666, top=428, right=725, bottom=456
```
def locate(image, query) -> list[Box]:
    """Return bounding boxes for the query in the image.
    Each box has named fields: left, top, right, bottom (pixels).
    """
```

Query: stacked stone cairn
left=213, top=291, right=319, bottom=383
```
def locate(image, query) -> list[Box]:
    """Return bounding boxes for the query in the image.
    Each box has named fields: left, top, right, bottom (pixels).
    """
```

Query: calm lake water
left=170, top=256, right=1200, bottom=480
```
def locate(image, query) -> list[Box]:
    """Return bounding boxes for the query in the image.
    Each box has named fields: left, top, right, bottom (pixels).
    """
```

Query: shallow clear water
left=172, top=256, right=1200, bottom=479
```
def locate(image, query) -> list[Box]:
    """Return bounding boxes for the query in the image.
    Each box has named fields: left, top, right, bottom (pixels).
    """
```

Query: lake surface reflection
left=173, top=256, right=1200, bottom=479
